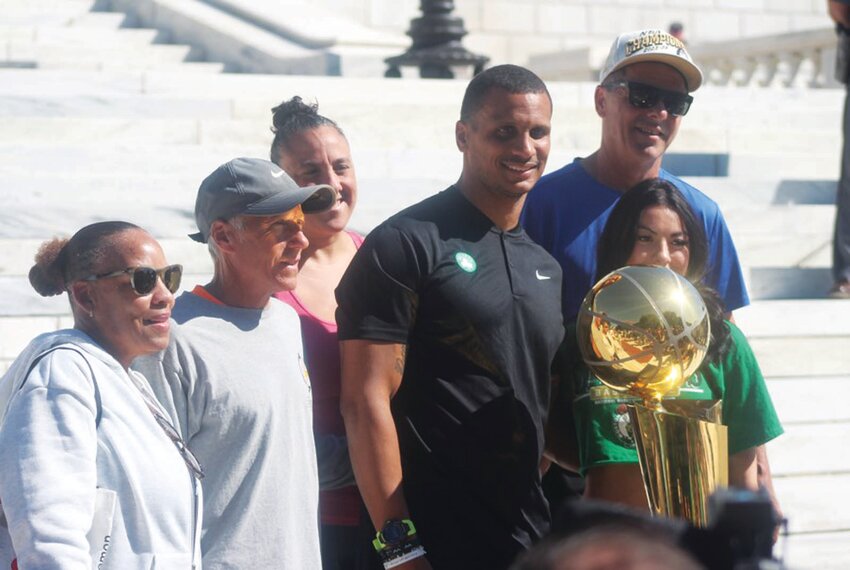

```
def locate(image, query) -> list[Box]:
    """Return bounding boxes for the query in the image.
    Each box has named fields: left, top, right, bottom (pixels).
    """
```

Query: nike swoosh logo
left=271, top=170, right=286, bottom=178
left=535, top=270, right=551, bottom=280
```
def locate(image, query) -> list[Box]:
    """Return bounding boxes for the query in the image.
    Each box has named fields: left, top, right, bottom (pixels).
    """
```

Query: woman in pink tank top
left=270, top=97, right=379, bottom=570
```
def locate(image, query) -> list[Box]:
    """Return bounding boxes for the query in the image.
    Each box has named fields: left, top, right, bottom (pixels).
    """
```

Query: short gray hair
left=207, top=216, right=246, bottom=262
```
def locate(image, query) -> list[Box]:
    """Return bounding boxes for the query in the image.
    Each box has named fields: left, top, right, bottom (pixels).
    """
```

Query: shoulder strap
left=23, top=346, right=102, bottom=427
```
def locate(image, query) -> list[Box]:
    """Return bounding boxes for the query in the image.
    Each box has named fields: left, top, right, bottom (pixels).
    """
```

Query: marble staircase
left=0, top=2, right=848, bottom=568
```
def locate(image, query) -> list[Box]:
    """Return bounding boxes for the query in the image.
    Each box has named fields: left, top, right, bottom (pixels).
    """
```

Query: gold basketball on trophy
left=577, top=265, right=710, bottom=406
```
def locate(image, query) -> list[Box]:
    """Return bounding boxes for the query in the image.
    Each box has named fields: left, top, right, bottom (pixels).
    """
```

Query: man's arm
left=543, top=374, right=580, bottom=472
left=339, top=339, right=431, bottom=570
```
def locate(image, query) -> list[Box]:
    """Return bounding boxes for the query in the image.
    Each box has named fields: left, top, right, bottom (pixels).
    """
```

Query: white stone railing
left=530, top=28, right=841, bottom=90
left=688, top=28, right=839, bottom=88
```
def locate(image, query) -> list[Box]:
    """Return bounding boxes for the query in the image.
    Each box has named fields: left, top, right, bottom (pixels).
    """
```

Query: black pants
left=319, top=518, right=382, bottom=570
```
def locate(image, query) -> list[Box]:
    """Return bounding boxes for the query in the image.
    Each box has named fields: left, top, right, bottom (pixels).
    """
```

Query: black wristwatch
left=373, top=518, right=417, bottom=552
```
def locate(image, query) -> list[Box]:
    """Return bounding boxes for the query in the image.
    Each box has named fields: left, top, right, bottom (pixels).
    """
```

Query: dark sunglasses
left=81, top=264, right=183, bottom=296
left=606, top=80, right=693, bottom=117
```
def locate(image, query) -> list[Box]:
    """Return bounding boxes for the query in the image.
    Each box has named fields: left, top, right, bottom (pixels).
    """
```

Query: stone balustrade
left=689, top=28, right=840, bottom=89
left=530, top=27, right=842, bottom=91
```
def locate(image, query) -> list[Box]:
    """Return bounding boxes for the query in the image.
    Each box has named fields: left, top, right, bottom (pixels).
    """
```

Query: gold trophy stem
left=628, top=401, right=728, bottom=527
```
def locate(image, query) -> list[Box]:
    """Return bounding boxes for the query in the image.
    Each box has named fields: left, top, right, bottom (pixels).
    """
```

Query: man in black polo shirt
left=336, top=65, right=565, bottom=570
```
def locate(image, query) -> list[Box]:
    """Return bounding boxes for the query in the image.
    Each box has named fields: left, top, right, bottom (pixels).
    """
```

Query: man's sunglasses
left=81, top=264, right=183, bottom=296
left=605, top=80, right=693, bottom=117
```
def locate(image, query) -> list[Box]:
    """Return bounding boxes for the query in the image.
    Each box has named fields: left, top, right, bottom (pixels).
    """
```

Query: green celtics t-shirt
left=565, top=321, right=783, bottom=475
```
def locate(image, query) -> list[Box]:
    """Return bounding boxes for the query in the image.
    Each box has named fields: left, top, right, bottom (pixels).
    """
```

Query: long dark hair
left=596, top=178, right=730, bottom=362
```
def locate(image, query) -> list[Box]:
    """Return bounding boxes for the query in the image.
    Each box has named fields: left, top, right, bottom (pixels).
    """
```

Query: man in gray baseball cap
left=135, top=157, right=334, bottom=568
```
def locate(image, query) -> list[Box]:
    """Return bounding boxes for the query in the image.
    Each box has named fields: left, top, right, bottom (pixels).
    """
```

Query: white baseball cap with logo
left=599, top=29, right=703, bottom=92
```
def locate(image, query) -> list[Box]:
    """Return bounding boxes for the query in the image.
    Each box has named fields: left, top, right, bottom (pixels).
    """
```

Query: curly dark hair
left=28, top=221, right=140, bottom=297
left=269, top=96, right=344, bottom=165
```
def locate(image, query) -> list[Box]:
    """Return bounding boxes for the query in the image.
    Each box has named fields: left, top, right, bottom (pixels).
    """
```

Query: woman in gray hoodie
left=0, top=221, right=202, bottom=569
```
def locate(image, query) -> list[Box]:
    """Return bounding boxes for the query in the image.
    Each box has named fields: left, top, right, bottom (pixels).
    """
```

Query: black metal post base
left=385, top=0, right=488, bottom=79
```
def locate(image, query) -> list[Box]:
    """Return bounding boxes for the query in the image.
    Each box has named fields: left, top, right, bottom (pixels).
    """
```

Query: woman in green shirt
left=563, top=178, right=783, bottom=510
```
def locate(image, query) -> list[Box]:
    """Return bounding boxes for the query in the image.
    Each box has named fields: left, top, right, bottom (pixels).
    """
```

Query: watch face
left=382, top=520, right=409, bottom=544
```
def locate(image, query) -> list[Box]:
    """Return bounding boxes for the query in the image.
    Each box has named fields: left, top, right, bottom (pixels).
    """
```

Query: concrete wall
left=282, top=0, right=829, bottom=67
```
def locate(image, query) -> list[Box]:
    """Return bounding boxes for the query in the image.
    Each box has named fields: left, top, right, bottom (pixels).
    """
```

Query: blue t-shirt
left=521, top=159, right=749, bottom=321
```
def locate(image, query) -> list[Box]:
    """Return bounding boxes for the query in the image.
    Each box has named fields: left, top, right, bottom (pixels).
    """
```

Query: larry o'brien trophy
left=577, top=265, right=728, bottom=527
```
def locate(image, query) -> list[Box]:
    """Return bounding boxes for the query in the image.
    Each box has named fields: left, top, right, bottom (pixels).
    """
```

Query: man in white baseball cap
left=522, top=28, right=781, bottom=529
left=523, top=27, right=742, bottom=321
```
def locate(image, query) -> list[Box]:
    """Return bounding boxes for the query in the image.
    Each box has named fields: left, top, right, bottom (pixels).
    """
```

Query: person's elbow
left=339, top=389, right=364, bottom=427
left=340, top=382, right=391, bottom=430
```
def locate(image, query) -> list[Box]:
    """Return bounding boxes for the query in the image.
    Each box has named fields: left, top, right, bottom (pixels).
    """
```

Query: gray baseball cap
left=189, top=157, right=336, bottom=243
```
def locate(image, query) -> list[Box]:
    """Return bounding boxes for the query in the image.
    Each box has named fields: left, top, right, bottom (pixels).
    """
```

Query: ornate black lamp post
left=385, top=0, right=489, bottom=79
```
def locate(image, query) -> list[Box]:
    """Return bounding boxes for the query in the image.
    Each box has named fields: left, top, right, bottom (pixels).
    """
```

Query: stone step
left=0, top=0, right=95, bottom=9
left=0, top=25, right=36, bottom=42
left=33, top=60, right=225, bottom=73
left=683, top=177, right=837, bottom=206
left=0, top=144, right=460, bottom=195
left=0, top=83, right=835, bottom=145
left=0, top=163, right=834, bottom=224
left=0, top=25, right=162, bottom=44
left=0, top=115, right=837, bottom=162
left=0, top=94, right=234, bottom=118
left=5, top=42, right=198, bottom=66
left=0, top=143, right=267, bottom=177
left=65, top=11, right=128, bottom=29
left=0, top=0, right=96, bottom=24
left=0, top=238, right=213, bottom=276
left=0, top=315, right=72, bottom=370
left=735, top=234, right=830, bottom=270
left=663, top=128, right=839, bottom=156
left=140, top=72, right=846, bottom=109
left=769, top=421, right=850, bottom=477
left=725, top=204, right=833, bottom=238
left=727, top=151, right=840, bottom=180
left=773, top=473, right=850, bottom=534
left=749, top=336, right=850, bottom=377
left=109, top=0, right=335, bottom=75
left=0, top=167, right=839, bottom=300
left=0, top=273, right=846, bottom=338
left=747, top=267, right=835, bottom=300
left=0, top=174, right=442, bottom=244
left=5, top=237, right=835, bottom=304
left=26, top=26, right=163, bottom=45
left=0, top=69, right=150, bottom=96
left=765, top=375, right=850, bottom=425
left=735, top=300, right=850, bottom=337
left=781, top=531, right=850, bottom=570
left=0, top=67, right=840, bottom=121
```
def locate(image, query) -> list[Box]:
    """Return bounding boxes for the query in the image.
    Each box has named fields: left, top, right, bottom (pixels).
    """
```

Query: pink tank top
left=276, top=231, right=364, bottom=526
